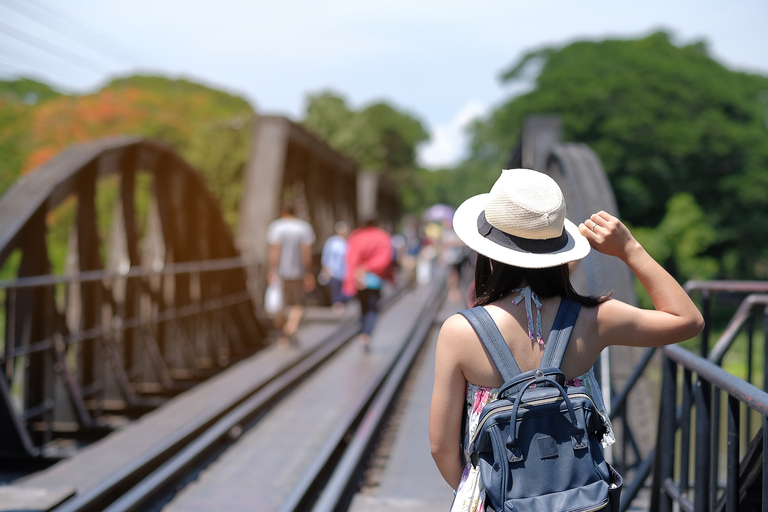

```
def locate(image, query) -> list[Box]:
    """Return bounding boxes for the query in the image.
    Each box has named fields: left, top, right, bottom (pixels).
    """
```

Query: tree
left=302, top=91, right=429, bottom=213
left=466, top=31, right=768, bottom=280
left=2, top=75, right=254, bottom=228
left=0, top=78, right=62, bottom=195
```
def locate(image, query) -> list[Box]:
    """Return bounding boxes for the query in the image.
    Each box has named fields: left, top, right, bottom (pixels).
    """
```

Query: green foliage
left=0, top=77, right=62, bottom=104
left=103, top=76, right=254, bottom=227
left=0, top=98, right=30, bottom=195
left=633, top=192, right=718, bottom=279
left=0, top=75, right=254, bottom=230
left=185, top=116, right=251, bottom=227
left=401, top=161, right=503, bottom=215
left=466, top=31, right=768, bottom=281
left=0, top=78, right=63, bottom=196
left=303, top=91, right=428, bottom=175
left=302, top=91, right=429, bottom=214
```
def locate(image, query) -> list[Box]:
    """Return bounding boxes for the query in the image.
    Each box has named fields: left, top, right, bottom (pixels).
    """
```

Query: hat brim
left=452, top=193, right=591, bottom=268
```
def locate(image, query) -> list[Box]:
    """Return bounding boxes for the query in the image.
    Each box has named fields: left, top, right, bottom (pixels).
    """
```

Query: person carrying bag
left=429, top=169, right=704, bottom=512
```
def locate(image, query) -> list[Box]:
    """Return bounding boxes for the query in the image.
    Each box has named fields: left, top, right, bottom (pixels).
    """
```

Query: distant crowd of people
left=265, top=203, right=469, bottom=349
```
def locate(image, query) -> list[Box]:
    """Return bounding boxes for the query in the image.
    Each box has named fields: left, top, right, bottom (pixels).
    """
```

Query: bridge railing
left=0, top=256, right=265, bottom=461
left=608, top=281, right=768, bottom=511
left=651, top=341, right=768, bottom=512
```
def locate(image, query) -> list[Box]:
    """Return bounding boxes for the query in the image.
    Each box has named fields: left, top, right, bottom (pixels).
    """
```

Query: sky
left=1, top=0, right=767, bottom=168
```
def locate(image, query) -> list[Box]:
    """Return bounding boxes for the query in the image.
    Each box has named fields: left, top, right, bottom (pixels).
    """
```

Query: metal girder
left=0, top=136, right=266, bottom=459
left=238, top=115, right=401, bottom=304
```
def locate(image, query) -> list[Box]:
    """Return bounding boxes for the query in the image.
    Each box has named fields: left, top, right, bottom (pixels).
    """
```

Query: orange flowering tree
left=1, top=75, right=254, bottom=228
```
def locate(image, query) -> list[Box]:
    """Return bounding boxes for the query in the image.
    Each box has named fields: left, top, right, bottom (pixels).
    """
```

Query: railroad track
left=48, top=275, right=446, bottom=512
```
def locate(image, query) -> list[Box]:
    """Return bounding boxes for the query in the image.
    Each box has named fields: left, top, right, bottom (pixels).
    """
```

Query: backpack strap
left=458, top=307, right=521, bottom=382
left=540, top=298, right=582, bottom=370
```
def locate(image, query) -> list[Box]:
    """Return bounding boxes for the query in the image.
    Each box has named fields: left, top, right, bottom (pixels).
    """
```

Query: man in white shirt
left=266, top=203, right=316, bottom=346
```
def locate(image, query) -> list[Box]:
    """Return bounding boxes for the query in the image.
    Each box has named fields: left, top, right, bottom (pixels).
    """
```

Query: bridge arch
left=0, top=136, right=265, bottom=459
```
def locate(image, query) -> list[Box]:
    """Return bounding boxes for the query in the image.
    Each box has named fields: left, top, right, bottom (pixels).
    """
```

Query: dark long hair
left=473, top=253, right=607, bottom=307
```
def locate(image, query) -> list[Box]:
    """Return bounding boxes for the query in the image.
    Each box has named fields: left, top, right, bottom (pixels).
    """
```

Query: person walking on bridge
left=429, top=169, right=704, bottom=510
left=321, top=221, right=351, bottom=313
left=343, top=216, right=394, bottom=350
left=267, top=202, right=316, bottom=347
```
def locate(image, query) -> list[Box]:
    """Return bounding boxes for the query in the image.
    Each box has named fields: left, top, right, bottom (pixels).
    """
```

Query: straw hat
left=452, top=169, right=590, bottom=268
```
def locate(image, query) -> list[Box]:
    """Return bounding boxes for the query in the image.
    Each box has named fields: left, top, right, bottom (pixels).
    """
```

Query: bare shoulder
left=438, top=313, right=475, bottom=345
left=434, top=313, right=478, bottom=383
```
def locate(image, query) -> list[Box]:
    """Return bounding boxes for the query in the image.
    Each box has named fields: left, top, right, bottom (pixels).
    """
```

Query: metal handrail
left=653, top=343, right=768, bottom=512
left=707, top=295, right=768, bottom=366
left=612, top=282, right=768, bottom=511
left=0, top=256, right=250, bottom=290
left=665, top=344, right=768, bottom=414
left=1, top=290, right=252, bottom=360
left=684, top=281, right=768, bottom=294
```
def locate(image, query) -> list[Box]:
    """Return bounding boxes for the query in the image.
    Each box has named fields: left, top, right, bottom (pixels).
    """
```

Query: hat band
left=477, top=211, right=568, bottom=254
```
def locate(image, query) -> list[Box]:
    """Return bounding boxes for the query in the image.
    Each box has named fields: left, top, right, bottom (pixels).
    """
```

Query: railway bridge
left=1, top=116, right=767, bottom=512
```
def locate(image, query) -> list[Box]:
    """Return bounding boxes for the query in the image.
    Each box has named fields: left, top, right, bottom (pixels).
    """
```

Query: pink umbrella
left=422, top=203, right=456, bottom=224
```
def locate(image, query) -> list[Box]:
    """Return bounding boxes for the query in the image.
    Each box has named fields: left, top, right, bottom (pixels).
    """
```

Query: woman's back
left=443, top=294, right=603, bottom=388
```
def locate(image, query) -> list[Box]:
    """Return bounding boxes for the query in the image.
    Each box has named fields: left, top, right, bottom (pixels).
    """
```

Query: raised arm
left=579, top=211, right=705, bottom=348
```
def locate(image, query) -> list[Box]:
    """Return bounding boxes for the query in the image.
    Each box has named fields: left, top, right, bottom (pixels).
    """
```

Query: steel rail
left=51, top=315, right=360, bottom=512
left=51, top=285, right=410, bottom=512
left=272, top=272, right=446, bottom=512
left=310, top=274, right=447, bottom=512
left=102, top=321, right=363, bottom=512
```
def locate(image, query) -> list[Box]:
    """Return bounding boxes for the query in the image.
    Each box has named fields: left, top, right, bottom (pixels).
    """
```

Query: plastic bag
left=264, top=279, right=283, bottom=315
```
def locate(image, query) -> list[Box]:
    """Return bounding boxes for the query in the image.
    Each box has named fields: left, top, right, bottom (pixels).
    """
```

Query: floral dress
left=449, top=288, right=616, bottom=512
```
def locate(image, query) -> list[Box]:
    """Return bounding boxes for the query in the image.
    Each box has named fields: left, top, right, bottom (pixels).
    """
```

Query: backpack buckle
left=507, top=437, right=523, bottom=462
left=572, top=428, right=588, bottom=450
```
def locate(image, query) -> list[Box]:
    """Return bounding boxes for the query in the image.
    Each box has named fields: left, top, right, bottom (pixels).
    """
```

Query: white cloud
left=418, top=100, right=488, bottom=169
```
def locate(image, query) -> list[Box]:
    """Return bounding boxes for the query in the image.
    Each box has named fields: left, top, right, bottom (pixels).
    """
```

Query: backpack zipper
left=469, top=393, right=598, bottom=446
left=568, top=497, right=609, bottom=512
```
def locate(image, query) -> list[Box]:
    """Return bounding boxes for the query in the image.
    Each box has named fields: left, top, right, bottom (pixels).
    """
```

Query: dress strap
left=511, top=286, right=543, bottom=344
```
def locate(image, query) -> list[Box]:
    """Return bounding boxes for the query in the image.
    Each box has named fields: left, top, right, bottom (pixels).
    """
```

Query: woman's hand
left=578, top=211, right=641, bottom=262
left=579, top=211, right=705, bottom=349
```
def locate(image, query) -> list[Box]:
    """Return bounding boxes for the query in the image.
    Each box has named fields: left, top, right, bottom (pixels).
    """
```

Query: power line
left=1, top=0, right=139, bottom=66
left=0, top=52, right=68, bottom=83
left=0, top=20, right=106, bottom=74
left=0, top=67, right=21, bottom=80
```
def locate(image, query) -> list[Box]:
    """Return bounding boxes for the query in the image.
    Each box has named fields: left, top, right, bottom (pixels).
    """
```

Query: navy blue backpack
left=459, top=298, right=622, bottom=512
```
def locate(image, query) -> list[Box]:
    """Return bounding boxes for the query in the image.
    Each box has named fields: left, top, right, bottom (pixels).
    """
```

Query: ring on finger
left=590, top=222, right=597, bottom=232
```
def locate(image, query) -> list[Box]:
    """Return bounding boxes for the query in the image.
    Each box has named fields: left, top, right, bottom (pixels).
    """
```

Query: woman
left=343, top=216, right=394, bottom=349
left=429, top=169, right=704, bottom=510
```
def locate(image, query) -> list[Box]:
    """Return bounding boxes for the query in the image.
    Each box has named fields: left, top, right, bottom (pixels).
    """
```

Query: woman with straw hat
left=429, top=169, right=704, bottom=511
